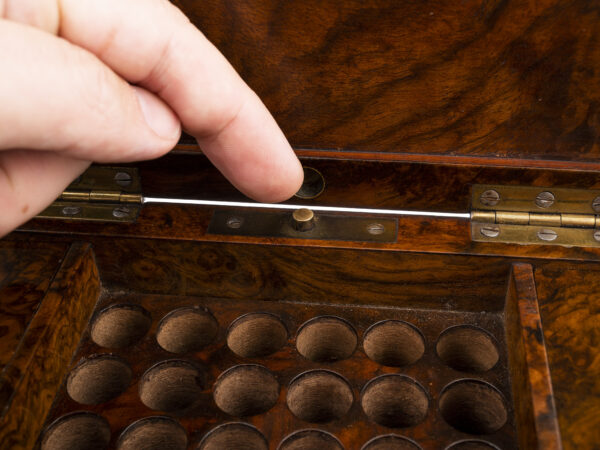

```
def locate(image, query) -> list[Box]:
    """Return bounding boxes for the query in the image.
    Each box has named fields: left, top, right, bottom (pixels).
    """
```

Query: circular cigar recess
left=213, top=365, right=279, bottom=417
left=67, top=355, right=131, bottom=405
left=362, top=434, right=422, bottom=450
left=91, top=304, right=151, bottom=348
left=446, top=441, right=500, bottom=450
left=139, top=360, right=204, bottom=412
left=363, top=320, right=425, bottom=367
left=436, top=326, right=499, bottom=372
left=295, top=167, right=326, bottom=199
left=117, top=416, right=187, bottom=450
left=227, top=313, right=288, bottom=358
left=439, top=380, right=508, bottom=434
left=278, top=429, right=344, bottom=450
left=199, top=423, right=268, bottom=450
left=156, top=307, right=218, bottom=354
left=361, top=375, right=428, bottom=428
left=41, top=412, right=110, bottom=450
left=287, top=370, right=353, bottom=423
left=296, top=316, right=357, bottom=362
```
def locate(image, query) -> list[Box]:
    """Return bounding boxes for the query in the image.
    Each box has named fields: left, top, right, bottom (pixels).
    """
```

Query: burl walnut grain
left=172, top=0, right=600, bottom=165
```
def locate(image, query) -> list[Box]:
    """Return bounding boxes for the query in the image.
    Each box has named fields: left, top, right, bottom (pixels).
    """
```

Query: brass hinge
left=37, top=166, right=142, bottom=223
left=471, top=185, right=600, bottom=247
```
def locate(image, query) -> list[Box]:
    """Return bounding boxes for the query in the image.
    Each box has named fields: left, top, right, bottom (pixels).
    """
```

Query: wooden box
left=1, top=1, right=599, bottom=449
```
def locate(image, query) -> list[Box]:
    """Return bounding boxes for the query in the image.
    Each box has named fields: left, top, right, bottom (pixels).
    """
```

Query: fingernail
left=134, top=86, right=180, bottom=140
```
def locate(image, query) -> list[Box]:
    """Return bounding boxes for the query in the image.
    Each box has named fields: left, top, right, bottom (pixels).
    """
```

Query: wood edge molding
left=506, top=262, right=563, bottom=450
left=0, top=242, right=100, bottom=449
left=173, top=145, right=600, bottom=172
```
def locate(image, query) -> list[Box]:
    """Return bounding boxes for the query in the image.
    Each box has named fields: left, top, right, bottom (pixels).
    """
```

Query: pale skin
left=0, top=0, right=304, bottom=237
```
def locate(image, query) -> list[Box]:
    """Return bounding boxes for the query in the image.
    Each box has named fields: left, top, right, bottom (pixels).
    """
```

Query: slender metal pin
left=142, top=197, right=470, bottom=219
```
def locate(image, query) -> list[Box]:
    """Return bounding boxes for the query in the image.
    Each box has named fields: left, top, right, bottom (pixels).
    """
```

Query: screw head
left=366, top=223, right=385, bottom=235
left=593, top=230, right=600, bottom=242
left=226, top=217, right=243, bottom=229
left=537, top=229, right=558, bottom=241
left=592, top=196, right=600, bottom=213
left=480, top=190, right=500, bottom=206
left=112, top=207, right=131, bottom=218
left=480, top=225, right=500, bottom=238
left=114, top=171, right=132, bottom=187
left=535, top=191, right=555, bottom=208
left=62, top=206, right=81, bottom=216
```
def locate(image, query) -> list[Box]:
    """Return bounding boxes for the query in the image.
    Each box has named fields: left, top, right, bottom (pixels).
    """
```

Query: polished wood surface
left=172, top=0, right=600, bottom=165
left=85, top=239, right=513, bottom=312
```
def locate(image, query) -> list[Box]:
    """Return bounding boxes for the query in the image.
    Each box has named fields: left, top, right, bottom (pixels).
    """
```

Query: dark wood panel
left=136, top=155, right=600, bottom=212
left=88, top=238, right=511, bottom=312
left=172, top=0, right=600, bottom=163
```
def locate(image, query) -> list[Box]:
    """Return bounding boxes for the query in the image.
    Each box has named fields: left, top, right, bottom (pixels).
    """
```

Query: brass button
left=292, top=208, right=315, bottom=231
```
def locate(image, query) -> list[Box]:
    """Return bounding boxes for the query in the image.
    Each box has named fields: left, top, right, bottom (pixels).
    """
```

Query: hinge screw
left=592, top=196, right=600, bottom=213
left=114, top=171, right=132, bottom=187
left=112, top=207, right=131, bottom=218
left=62, top=206, right=81, bottom=216
left=226, top=217, right=244, bottom=229
left=480, top=190, right=500, bottom=206
left=593, top=230, right=600, bottom=242
left=537, top=229, right=558, bottom=241
left=480, top=225, right=500, bottom=238
left=535, top=191, right=555, bottom=208
left=366, top=223, right=385, bottom=235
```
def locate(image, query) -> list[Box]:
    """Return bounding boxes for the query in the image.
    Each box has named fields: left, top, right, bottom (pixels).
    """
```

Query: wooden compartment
left=32, top=241, right=558, bottom=450
left=1, top=0, right=599, bottom=447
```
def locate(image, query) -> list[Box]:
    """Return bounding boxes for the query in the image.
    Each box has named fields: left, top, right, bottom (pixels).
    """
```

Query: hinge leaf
left=471, top=185, right=600, bottom=247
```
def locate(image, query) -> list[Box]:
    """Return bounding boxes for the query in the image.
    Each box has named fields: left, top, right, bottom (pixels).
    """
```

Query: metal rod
left=142, top=196, right=470, bottom=219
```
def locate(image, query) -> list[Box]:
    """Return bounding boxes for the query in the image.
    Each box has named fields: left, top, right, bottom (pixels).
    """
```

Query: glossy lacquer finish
left=2, top=1, right=600, bottom=448
left=172, top=0, right=600, bottom=166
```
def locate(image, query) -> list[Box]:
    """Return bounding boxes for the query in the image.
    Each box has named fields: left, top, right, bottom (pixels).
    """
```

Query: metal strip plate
left=37, top=202, right=141, bottom=223
left=472, top=184, right=600, bottom=214
left=472, top=222, right=600, bottom=247
left=67, top=166, right=141, bottom=192
left=208, top=209, right=398, bottom=243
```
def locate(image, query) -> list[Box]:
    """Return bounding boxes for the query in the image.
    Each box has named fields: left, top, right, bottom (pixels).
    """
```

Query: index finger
left=59, top=0, right=303, bottom=202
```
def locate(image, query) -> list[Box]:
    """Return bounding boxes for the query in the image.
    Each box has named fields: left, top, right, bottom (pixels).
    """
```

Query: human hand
left=0, top=0, right=303, bottom=236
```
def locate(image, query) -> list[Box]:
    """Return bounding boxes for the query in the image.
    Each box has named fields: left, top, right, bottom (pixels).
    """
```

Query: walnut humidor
left=2, top=1, right=599, bottom=448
